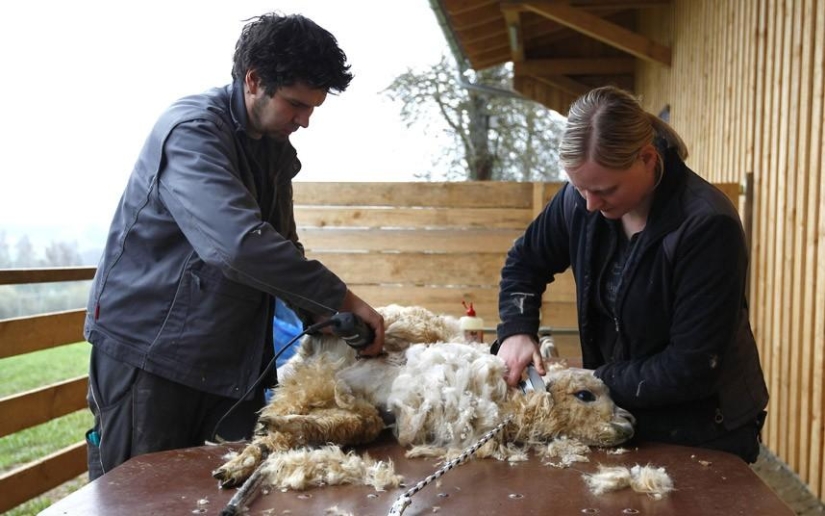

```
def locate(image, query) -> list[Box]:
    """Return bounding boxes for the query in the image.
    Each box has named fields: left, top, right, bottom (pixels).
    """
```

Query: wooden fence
left=0, top=180, right=741, bottom=513
left=0, top=267, right=93, bottom=513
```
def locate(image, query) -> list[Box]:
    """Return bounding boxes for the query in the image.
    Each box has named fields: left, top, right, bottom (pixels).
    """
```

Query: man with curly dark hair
left=83, top=13, right=385, bottom=480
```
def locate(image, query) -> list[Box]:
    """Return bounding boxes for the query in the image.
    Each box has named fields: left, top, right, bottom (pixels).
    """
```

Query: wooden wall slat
left=0, top=377, right=88, bottom=438
left=765, top=0, right=782, bottom=453
left=349, top=281, right=577, bottom=327
left=774, top=0, right=792, bottom=461
left=788, top=0, right=810, bottom=476
left=795, top=0, right=818, bottom=483
left=307, top=252, right=505, bottom=286
left=298, top=228, right=522, bottom=253
left=0, top=442, right=86, bottom=514
left=754, top=0, right=775, bottom=450
left=293, top=182, right=534, bottom=208
left=295, top=207, right=534, bottom=229
left=808, top=0, right=825, bottom=495
left=0, top=310, right=86, bottom=359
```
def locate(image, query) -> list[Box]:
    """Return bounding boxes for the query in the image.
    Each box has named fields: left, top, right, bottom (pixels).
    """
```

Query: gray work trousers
left=85, top=347, right=265, bottom=480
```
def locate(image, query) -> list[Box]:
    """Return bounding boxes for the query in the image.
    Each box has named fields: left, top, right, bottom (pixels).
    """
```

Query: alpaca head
left=512, top=365, right=635, bottom=447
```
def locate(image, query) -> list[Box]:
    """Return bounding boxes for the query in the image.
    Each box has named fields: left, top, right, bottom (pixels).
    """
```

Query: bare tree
left=0, top=232, right=11, bottom=268
left=43, top=240, right=82, bottom=267
left=14, top=235, right=37, bottom=267
left=384, top=55, right=566, bottom=182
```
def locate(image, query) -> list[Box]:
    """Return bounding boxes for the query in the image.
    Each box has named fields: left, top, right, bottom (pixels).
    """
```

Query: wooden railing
left=0, top=181, right=742, bottom=513
left=0, top=267, right=95, bottom=513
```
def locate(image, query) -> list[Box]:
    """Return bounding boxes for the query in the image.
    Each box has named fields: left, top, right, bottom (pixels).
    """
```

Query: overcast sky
left=0, top=1, right=449, bottom=242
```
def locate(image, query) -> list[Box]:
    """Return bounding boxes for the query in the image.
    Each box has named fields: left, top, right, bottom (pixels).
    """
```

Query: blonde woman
left=496, top=86, right=768, bottom=462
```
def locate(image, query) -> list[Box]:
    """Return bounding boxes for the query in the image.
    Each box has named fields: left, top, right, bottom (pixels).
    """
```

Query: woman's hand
left=498, top=334, right=545, bottom=387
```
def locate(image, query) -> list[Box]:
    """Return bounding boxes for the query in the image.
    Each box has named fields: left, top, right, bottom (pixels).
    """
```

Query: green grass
left=0, top=342, right=91, bottom=397
left=1, top=343, right=92, bottom=515
left=0, top=411, right=92, bottom=470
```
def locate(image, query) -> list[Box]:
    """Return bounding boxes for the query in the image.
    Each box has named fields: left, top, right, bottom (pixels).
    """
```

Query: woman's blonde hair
left=559, top=86, right=688, bottom=172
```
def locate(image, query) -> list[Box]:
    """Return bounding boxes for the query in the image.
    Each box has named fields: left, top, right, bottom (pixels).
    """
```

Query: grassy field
left=1, top=342, right=92, bottom=516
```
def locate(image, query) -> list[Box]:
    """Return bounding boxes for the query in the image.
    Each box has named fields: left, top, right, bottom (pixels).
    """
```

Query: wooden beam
left=531, top=73, right=592, bottom=97
left=0, top=442, right=87, bottom=514
left=516, top=57, right=636, bottom=75
left=504, top=0, right=670, bottom=7
left=503, top=9, right=525, bottom=62
left=442, top=0, right=499, bottom=16
left=0, top=310, right=86, bottom=359
left=0, top=267, right=95, bottom=286
left=0, top=376, right=88, bottom=437
left=514, top=1, right=672, bottom=66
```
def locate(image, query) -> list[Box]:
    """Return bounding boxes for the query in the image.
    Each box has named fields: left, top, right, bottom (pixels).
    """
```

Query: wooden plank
left=516, top=57, right=636, bottom=75
left=763, top=0, right=781, bottom=452
left=312, top=252, right=578, bottom=295
left=442, top=0, right=499, bottom=16
left=0, top=267, right=95, bottom=286
left=351, top=273, right=577, bottom=310
left=786, top=0, right=806, bottom=475
left=776, top=0, right=793, bottom=464
left=752, top=0, right=771, bottom=446
left=0, top=376, right=88, bottom=438
left=807, top=0, right=825, bottom=495
left=455, top=19, right=508, bottom=46
left=0, top=441, right=87, bottom=514
left=298, top=228, right=522, bottom=254
left=294, top=206, right=534, bottom=229
left=332, top=281, right=577, bottom=331
left=293, top=182, right=533, bottom=208
left=532, top=74, right=592, bottom=97
left=354, top=285, right=500, bottom=318
left=0, top=310, right=86, bottom=359
left=521, top=2, right=672, bottom=66
left=503, top=8, right=525, bottom=62
left=309, top=252, right=506, bottom=286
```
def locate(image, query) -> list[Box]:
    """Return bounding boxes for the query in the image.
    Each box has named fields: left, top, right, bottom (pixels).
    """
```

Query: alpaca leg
left=262, top=403, right=385, bottom=447
left=213, top=431, right=295, bottom=487
left=214, top=402, right=385, bottom=487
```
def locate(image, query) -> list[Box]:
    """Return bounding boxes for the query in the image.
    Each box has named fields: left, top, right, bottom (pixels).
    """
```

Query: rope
left=387, top=414, right=514, bottom=516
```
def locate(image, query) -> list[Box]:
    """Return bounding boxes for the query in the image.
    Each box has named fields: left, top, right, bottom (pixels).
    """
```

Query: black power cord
left=209, top=312, right=376, bottom=443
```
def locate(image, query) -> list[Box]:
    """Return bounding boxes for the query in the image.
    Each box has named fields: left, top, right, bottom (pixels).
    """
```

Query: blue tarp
left=273, top=297, right=303, bottom=367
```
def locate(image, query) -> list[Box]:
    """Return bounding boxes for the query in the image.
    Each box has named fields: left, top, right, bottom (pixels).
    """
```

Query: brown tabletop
left=42, top=435, right=792, bottom=516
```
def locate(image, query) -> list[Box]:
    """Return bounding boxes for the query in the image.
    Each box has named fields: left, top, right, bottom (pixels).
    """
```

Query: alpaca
left=212, top=304, right=636, bottom=489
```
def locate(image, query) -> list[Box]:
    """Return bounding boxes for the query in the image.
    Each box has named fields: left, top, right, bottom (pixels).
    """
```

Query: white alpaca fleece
left=260, top=446, right=402, bottom=491
left=582, top=463, right=674, bottom=499
left=213, top=305, right=636, bottom=492
left=389, top=342, right=508, bottom=448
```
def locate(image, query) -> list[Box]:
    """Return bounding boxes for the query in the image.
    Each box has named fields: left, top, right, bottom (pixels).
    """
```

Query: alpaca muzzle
left=612, top=406, right=637, bottom=441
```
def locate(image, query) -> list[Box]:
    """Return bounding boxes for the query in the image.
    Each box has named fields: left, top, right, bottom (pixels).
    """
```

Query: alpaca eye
left=575, top=390, right=596, bottom=402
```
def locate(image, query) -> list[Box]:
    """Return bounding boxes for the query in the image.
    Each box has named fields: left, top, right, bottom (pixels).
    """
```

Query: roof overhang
left=433, top=0, right=672, bottom=113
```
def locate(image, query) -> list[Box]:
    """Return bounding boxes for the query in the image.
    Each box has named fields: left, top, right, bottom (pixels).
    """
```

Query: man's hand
left=498, top=334, right=545, bottom=387
left=338, top=289, right=385, bottom=356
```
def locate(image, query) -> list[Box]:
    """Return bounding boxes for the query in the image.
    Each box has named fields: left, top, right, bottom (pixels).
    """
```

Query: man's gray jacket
left=85, top=81, right=347, bottom=399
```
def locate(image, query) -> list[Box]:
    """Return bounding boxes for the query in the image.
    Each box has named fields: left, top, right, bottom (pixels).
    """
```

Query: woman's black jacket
left=497, top=148, right=769, bottom=447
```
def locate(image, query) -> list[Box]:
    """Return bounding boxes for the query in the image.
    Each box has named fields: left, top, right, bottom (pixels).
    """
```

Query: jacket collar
left=643, top=145, right=688, bottom=241
left=229, top=79, right=250, bottom=135
left=228, top=80, right=301, bottom=181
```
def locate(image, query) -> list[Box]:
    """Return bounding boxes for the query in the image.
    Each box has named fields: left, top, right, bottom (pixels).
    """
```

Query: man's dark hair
left=231, top=13, right=353, bottom=95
